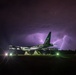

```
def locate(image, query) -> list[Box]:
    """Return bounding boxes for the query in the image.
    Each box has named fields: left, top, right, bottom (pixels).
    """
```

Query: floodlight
left=5, top=53, right=8, bottom=56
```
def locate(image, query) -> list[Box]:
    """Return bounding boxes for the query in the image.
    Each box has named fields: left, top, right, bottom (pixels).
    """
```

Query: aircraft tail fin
left=43, top=32, right=53, bottom=47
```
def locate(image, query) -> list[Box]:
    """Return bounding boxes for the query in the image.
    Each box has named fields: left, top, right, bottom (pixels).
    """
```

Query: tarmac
left=0, top=54, right=76, bottom=75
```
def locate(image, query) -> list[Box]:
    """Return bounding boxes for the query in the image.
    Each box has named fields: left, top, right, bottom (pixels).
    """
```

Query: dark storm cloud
left=0, top=0, right=76, bottom=49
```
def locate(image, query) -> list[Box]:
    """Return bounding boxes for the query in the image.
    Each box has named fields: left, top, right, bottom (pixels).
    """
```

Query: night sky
left=0, top=0, right=76, bottom=50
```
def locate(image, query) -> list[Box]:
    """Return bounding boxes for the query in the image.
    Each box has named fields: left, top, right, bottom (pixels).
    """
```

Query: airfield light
left=56, top=52, right=59, bottom=56
left=5, top=53, right=8, bottom=56
left=9, top=53, right=13, bottom=56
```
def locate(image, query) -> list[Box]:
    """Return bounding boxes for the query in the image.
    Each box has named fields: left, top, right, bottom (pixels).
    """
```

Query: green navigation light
left=10, top=53, right=13, bottom=56
left=56, top=52, right=59, bottom=56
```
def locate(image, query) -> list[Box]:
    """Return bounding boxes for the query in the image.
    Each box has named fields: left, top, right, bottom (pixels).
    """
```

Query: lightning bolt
left=59, top=35, right=67, bottom=50
left=53, top=39, right=61, bottom=45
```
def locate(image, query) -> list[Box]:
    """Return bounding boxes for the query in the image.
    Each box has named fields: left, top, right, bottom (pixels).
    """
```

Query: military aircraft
left=9, top=32, right=53, bottom=51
